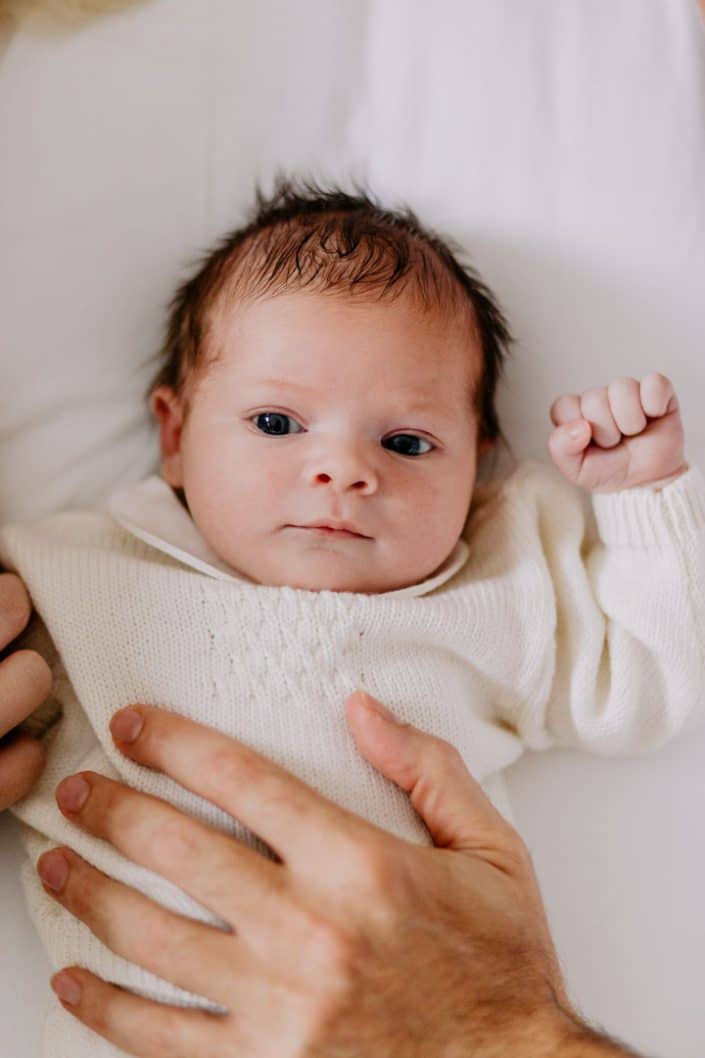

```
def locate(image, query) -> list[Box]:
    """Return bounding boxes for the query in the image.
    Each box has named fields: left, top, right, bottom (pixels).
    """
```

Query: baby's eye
left=252, top=412, right=304, bottom=436
left=382, top=434, right=434, bottom=457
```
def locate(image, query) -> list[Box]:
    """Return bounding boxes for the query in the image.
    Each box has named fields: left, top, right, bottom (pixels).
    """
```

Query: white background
left=1, top=2, right=704, bottom=1055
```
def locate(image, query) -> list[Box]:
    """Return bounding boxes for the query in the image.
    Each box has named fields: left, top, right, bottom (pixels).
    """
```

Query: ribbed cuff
left=592, top=465, right=705, bottom=549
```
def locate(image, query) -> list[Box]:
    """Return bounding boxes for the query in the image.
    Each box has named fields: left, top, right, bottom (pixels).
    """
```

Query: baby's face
left=153, top=290, right=483, bottom=593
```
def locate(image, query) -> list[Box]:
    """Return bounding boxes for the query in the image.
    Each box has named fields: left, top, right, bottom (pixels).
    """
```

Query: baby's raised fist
left=548, top=373, right=687, bottom=493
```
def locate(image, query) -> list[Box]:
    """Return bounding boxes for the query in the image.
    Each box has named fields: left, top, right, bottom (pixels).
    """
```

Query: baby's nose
left=314, top=469, right=372, bottom=492
left=309, top=445, right=379, bottom=494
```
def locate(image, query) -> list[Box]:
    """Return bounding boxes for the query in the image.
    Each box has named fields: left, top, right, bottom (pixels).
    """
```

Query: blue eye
left=252, top=412, right=303, bottom=436
left=252, top=414, right=433, bottom=457
left=382, top=434, right=434, bottom=457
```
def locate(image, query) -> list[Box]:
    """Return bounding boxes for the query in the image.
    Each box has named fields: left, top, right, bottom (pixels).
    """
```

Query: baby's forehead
left=194, top=290, right=481, bottom=422
left=213, top=283, right=477, bottom=343
left=208, top=288, right=480, bottom=374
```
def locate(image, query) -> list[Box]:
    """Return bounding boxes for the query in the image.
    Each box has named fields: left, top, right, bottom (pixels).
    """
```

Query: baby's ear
left=478, top=435, right=497, bottom=456
left=149, top=386, right=184, bottom=488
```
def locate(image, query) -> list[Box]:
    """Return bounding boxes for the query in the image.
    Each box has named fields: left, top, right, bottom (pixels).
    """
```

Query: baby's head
left=148, top=177, right=512, bottom=594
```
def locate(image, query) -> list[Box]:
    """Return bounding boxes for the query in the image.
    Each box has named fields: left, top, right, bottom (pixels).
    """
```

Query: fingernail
left=567, top=420, right=587, bottom=440
left=56, top=775, right=90, bottom=813
left=110, top=708, right=144, bottom=743
left=358, top=691, right=400, bottom=723
left=51, top=972, right=82, bottom=1006
left=37, top=851, right=69, bottom=892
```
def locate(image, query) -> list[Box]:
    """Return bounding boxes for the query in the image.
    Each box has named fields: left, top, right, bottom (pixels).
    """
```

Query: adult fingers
left=50, top=967, right=234, bottom=1058
left=108, top=705, right=376, bottom=870
left=54, top=771, right=288, bottom=941
left=37, top=846, right=237, bottom=1010
left=0, top=649, right=53, bottom=737
left=345, top=692, right=520, bottom=858
left=0, top=572, right=32, bottom=649
left=0, top=646, right=51, bottom=809
left=0, top=730, right=46, bottom=811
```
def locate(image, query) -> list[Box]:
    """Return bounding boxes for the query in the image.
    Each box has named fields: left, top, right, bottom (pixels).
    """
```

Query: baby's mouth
left=287, top=524, right=371, bottom=540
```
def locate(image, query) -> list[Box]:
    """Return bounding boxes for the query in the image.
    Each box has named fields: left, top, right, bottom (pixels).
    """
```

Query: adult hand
left=38, top=692, right=639, bottom=1057
left=0, top=572, right=51, bottom=811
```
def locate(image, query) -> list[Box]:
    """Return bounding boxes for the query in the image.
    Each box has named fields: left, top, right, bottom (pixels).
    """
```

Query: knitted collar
left=106, top=475, right=470, bottom=599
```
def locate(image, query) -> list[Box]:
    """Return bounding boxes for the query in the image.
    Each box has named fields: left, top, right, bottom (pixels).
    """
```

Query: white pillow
left=2, top=0, right=703, bottom=522
left=0, top=0, right=365, bottom=519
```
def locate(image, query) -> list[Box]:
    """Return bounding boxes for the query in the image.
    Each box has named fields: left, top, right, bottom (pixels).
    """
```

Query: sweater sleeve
left=509, top=463, right=705, bottom=755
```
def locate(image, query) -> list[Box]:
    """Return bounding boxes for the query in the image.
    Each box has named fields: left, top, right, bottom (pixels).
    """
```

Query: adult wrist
left=550, top=1007, right=644, bottom=1057
left=503, top=998, right=644, bottom=1058
left=441, top=999, right=643, bottom=1058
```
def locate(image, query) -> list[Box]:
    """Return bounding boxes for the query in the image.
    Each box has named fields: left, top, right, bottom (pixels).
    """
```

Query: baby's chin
left=240, top=551, right=419, bottom=595
left=254, top=568, right=409, bottom=596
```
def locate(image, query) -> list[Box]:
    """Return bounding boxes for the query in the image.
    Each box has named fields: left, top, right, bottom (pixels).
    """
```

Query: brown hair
left=147, top=175, right=513, bottom=442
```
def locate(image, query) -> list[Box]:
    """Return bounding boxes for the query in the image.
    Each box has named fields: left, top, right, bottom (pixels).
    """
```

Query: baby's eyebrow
left=389, top=392, right=462, bottom=424
left=254, top=378, right=317, bottom=392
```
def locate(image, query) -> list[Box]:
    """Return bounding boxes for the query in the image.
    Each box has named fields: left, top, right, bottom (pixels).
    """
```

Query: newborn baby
left=2, top=178, right=704, bottom=1058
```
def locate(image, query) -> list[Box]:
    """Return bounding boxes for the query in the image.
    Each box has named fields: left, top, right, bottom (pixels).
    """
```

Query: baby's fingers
left=640, top=372, right=678, bottom=418
left=550, top=393, right=582, bottom=427
left=579, top=387, right=621, bottom=448
left=606, top=377, right=646, bottom=436
left=547, top=419, right=592, bottom=484
left=549, top=393, right=594, bottom=483
left=546, top=387, right=618, bottom=448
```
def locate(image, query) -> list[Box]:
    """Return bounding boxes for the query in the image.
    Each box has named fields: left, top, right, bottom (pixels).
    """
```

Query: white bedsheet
left=1, top=2, right=704, bottom=1055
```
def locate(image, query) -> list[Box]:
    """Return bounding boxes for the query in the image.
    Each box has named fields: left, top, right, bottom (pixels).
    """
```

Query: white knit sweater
left=2, top=461, right=704, bottom=1058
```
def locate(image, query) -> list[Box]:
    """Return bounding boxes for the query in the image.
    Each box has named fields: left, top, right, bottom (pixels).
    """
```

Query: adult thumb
left=345, top=690, right=509, bottom=852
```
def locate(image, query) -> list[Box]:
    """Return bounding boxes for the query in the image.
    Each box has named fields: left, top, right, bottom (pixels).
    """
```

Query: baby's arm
left=515, top=373, right=704, bottom=753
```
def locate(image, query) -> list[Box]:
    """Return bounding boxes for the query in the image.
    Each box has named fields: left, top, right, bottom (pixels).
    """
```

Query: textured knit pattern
left=2, top=460, right=704, bottom=1058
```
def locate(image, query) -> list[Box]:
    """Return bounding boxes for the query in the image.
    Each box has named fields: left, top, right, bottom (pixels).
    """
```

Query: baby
left=2, top=177, right=704, bottom=1058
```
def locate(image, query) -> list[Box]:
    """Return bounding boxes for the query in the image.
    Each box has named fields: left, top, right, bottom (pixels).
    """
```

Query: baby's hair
left=148, top=173, right=513, bottom=443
